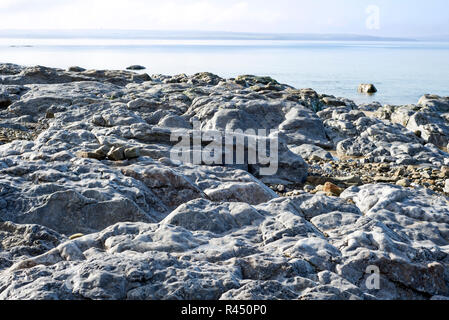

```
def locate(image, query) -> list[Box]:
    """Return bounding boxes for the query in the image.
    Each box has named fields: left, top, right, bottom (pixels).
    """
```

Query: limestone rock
left=418, top=94, right=449, bottom=113
left=67, top=66, right=86, bottom=72
left=124, top=147, right=140, bottom=159
left=358, top=84, right=377, bottom=94
left=126, top=65, right=146, bottom=71
left=1, top=63, right=449, bottom=301
left=290, top=144, right=333, bottom=161
left=107, top=146, right=126, bottom=161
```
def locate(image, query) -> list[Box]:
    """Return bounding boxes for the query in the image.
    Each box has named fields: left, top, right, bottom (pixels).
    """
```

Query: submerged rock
left=358, top=84, right=377, bottom=94
left=67, top=66, right=86, bottom=72
left=126, top=65, right=146, bottom=71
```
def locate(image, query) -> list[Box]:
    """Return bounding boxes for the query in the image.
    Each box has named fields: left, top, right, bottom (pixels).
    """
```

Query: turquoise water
left=1, top=39, right=449, bottom=105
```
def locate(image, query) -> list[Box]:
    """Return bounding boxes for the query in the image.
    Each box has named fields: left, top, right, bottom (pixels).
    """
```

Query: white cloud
left=0, top=0, right=16, bottom=8
left=0, top=0, right=282, bottom=31
left=1, top=0, right=445, bottom=36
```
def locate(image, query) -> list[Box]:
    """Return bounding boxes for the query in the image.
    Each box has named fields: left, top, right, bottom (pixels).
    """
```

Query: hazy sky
left=0, top=0, right=447, bottom=37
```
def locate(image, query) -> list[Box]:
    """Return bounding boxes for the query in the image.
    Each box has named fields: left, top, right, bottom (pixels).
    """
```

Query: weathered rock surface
left=318, top=105, right=449, bottom=166
left=0, top=64, right=448, bottom=300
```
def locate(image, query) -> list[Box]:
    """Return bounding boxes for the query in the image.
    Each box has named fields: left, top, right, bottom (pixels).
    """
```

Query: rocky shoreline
left=0, top=63, right=449, bottom=300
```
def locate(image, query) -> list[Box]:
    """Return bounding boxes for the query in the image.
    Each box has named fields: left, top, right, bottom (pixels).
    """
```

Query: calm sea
left=1, top=38, right=449, bottom=105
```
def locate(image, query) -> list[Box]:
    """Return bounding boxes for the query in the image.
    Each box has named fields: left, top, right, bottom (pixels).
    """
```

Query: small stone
left=378, top=164, right=391, bottom=173
left=94, top=146, right=110, bottom=157
left=276, top=185, right=286, bottom=193
left=393, top=168, right=405, bottom=178
left=69, top=233, right=84, bottom=240
left=310, top=154, right=323, bottom=162
left=396, top=179, right=411, bottom=187
left=76, top=151, right=104, bottom=160
left=422, top=172, right=431, bottom=179
left=373, top=175, right=397, bottom=183
left=45, top=111, right=55, bottom=119
left=124, top=147, right=140, bottom=159
left=107, top=147, right=126, bottom=161
left=323, top=182, right=343, bottom=197
left=303, top=185, right=315, bottom=193
left=92, top=115, right=107, bottom=127
left=441, top=166, right=449, bottom=178
left=444, top=179, right=449, bottom=193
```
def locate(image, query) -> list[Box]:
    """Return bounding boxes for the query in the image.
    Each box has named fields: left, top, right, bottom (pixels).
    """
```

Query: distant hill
left=417, top=35, right=449, bottom=41
left=0, top=29, right=416, bottom=41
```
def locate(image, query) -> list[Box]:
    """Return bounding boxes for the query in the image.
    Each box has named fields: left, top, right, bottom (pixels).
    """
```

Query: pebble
left=107, top=147, right=126, bottom=161
left=323, top=182, right=343, bottom=197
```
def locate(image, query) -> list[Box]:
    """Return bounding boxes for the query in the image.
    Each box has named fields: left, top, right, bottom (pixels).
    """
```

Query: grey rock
left=107, top=146, right=126, bottom=161
left=0, top=63, right=24, bottom=75
left=1, top=64, right=449, bottom=301
left=124, top=147, right=140, bottom=159
left=418, top=94, right=449, bottom=113
left=126, top=65, right=146, bottom=71
left=322, top=97, right=347, bottom=107
left=220, top=280, right=303, bottom=300
left=121, top=163, right=206, bottom=212
left=67, top=66, right=86, bottom=72
left=174, top=163, right=278, bottom=205
left=406, top=111, right=449, bottom=148
left=358, top=84, right=377, bottom=94
left=18, top=190, right=153, bottom=235
left=163, top=199, right=264, bottom=234
left=320, top=105, right=449, bottom=166
left=290, top=144, right=333, bottom=161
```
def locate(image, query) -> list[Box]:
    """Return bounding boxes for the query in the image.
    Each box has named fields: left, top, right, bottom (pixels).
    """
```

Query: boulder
left=126, top=65, right=146, bottom=71
left=418, top=94, right=449, bottom=113
left=322, top=97, right=347, bottom=107
left=358, top=84, right=377, bottom=94
left=406, top=111, right=449, bottom=148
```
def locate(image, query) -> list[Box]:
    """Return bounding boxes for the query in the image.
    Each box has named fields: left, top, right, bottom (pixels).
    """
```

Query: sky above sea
left=1, top=0, right=448, bottom=38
